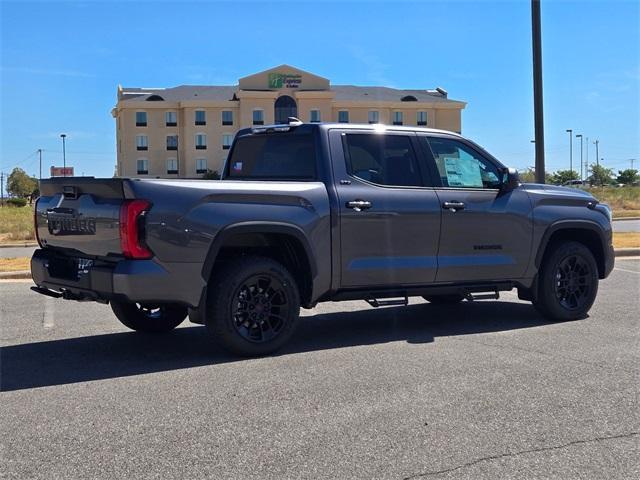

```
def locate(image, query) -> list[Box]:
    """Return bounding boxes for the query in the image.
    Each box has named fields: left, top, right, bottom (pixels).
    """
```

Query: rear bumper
left=30, top=249, right=204, bottom=307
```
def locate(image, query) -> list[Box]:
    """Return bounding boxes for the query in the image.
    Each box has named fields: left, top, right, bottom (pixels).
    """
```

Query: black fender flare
left=201, top=221, right=318, bottom=282
left=535, top=219, right=608, bottom=269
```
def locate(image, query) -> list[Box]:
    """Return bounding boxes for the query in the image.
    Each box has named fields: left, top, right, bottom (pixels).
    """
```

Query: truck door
left=329, top=129, right=441, bottom=288
left=418, top=134, right=533, bottom=283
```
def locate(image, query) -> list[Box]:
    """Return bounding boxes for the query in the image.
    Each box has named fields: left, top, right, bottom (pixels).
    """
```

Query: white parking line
left=614, top=267, right=640, bottom=274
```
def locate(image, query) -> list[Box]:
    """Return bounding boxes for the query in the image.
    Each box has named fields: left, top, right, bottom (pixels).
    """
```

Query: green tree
left=616, top=169, right=638, bottom=185
left=518, top=168, right=536, bottom=183
left=202, top=169, right=221, bottom=180
left=518, top=168, right=554, bottom=184
left=6, top=167, right=38, bottom=198
left=551, top=169, right=580, bottom=185
left=588, top=164, right=614, bottom=186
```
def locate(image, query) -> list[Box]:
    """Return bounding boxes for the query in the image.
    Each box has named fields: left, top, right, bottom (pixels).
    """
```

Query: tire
left=206, top=256, right=301, bottom=357
left=423, top=294, right=465, bottom=304
left=533, top=241, right=599, bottom=321
left=110, top=301, right=187, bottom=333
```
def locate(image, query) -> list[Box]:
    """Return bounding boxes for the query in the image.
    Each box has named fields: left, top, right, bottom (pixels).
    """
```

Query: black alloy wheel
left=231, top=274, right=290, bottom=343
left=110, top=301, right=187, bottom=333
left=533, top=241, right=599, bottom=321
left=206, top=256, right=301, bottom=356
left=553, top=254, right=594, bottom=311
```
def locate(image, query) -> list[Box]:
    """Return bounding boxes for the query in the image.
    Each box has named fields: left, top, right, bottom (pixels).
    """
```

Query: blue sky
left=1, top=0, right=638, bottom=180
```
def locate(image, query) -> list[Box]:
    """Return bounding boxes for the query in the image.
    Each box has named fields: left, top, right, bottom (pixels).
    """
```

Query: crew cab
left=31, top=121, right=614, bottom=356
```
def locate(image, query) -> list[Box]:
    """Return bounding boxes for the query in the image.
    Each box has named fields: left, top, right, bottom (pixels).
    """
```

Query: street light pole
left=593, top=140, right=599, bottom=167
left=531, top=0, right=546, bottom=183
left=566, top=129, right=573, bottom=174
left=585, top=136, right=589, bottom=181
left=575, top=134, right=583, bottom=181
left=37, top=149, right=42, bottom=180
left=60, top=134, right=67, bottom=176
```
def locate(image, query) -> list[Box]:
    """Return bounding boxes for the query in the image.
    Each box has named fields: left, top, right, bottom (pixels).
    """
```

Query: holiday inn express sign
left=268, top=72, right=302, bottom=88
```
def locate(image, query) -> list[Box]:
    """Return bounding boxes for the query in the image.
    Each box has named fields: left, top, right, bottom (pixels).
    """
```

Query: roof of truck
left=245, top=121, right=464, bottom=138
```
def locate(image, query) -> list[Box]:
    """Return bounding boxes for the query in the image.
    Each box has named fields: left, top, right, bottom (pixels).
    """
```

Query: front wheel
left=111, top=301, right=187, bottom=333
left=533, top=241, right=599, bottom=321
left=206, top=256, right=300, bottom=357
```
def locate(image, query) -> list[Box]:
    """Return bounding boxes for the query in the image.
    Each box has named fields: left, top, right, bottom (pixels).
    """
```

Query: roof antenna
left=288, top=117, right=303, bottom=125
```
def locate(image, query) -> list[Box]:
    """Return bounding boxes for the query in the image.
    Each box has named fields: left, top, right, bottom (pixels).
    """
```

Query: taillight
left=34, top=198, right=43, bottom=247
left=119, top=199, right=152, bottom=259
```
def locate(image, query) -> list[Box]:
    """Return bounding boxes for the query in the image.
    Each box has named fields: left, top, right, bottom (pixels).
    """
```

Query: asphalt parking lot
left=1, top=259, right=639, bottom=479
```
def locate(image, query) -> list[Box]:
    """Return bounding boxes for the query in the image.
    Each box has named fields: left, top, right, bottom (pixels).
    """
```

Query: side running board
left=365, top=297, right=409, bottom=308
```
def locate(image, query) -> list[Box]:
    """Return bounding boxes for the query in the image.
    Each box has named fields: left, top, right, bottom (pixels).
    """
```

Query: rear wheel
left=533, top=241, right=599, bottom=321
left=423, top=294, right=465, bottom=304
left=206, top=256, right=300, bottom=357
left=111, top=301, right=187, bottom=333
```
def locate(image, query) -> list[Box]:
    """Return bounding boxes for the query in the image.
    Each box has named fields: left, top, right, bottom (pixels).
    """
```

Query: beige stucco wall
left=115, top=102, right=243, bottom=177
left=114, top=67, right=465, bottom=178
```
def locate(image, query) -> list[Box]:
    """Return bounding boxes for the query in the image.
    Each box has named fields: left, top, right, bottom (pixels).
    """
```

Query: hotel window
left=252, top=109, right=264, bottom=125
left=195, top=134, right=207, bottom=150
left=368, top=110, right=379, bottom=124
left=417, top=111, right=428, bottom=126
left=165, top=111, right=177, bottom=127
left=136, top=111, right=147, bottom=127
left=166, top=135, right=178, bottom=151
left=196, top=158, right=207, bottom=174
left=222, top=134, right=233, bottom=150
left=338, top=110, right=349, bottom=123
left=167, top=158, right=178, bottom=175
left=310, top=109, right=321, bottom=123
left=136, top=135, right=148, bottom=151
left=222, top=110, right=233, bottom=126
left=195, top=110, right=206, bottom=126
left=136, top=159, right=148, bottom=175
left=393, top=111, right=403, bottom=126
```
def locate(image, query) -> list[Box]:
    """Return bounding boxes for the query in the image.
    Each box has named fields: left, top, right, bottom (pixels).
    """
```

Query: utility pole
left=593, top=140, right=599, bottom=167
left=532, top=0, right=546, bottom=183
left=1, top=171, right=4, bottom=207
left=37, top=149, right=42, bottom=180
left=566, top=129, right=573, bottom=174
left=576, top=134, right=583, bottom=180
left=631, top=158, right=636, bottom=170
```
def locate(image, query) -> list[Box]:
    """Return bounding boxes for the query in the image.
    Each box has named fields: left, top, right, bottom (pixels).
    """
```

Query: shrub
left=6, top=197, right=27, bottom=208
left=202, top=169, right=221, bottom=180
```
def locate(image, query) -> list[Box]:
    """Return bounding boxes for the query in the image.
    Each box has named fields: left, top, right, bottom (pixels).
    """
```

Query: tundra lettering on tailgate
left=47, top=214, right=97, bottom=236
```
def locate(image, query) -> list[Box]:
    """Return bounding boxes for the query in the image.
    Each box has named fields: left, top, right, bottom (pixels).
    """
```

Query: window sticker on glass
left=233, top=161, right=243, bottom=172
left=444, top=157, right=483, bottom=187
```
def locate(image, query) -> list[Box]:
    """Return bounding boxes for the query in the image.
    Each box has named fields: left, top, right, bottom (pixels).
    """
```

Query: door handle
left=346, top=200, right=372, bottom=211
left=442, top=201, right=465, bottom=211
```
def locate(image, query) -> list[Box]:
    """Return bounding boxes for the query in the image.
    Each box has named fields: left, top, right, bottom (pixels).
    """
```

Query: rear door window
left=227, top=133, right=316, bottom=180
left=342, top=134, right=423, bottom=187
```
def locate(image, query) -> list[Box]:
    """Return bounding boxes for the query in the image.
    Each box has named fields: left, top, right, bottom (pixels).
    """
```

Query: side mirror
left=500, top=167, right=520, bottom=192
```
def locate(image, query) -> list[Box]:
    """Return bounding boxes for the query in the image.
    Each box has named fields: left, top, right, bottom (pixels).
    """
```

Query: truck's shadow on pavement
left=2, top=301, right=561, bottom=392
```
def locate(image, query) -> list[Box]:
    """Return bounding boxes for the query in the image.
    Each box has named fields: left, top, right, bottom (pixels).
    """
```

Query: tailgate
left=36, top=178, right=128, bottom=257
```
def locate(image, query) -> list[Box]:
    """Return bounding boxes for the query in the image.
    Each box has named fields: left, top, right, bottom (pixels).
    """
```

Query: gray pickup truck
left=31, top=121, right=614, bottom=356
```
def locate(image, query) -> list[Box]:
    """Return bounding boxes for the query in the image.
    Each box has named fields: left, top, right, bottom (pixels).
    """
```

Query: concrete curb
left=615, top=248, right=640, bottom=257
left=0, top=270, right=32, bottom=280
left=0, top=242, right=38, bottom=248
left=1, top=249, right=638, bottom=281
left=613, top=217, right=640, bottom=221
